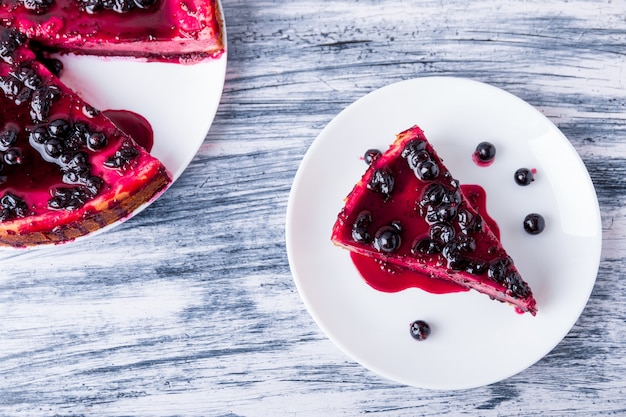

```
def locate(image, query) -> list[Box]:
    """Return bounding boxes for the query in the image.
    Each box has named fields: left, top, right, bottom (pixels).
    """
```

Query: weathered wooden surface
left=1, top=0, right=625, bottom=415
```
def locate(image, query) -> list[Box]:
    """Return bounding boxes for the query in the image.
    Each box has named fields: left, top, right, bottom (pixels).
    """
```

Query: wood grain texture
left=1, top=0, right=625, bottom=415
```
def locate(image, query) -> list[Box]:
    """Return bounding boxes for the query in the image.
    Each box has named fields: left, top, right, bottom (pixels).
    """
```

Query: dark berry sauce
left=103, top=109, right=153, bottom=152
left=350, top=184, right=499, bottom=295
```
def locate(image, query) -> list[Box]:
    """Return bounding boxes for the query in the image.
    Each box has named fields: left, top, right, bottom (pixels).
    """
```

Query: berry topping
left=19, top=0, right=54, bottom=12
left=514, top=168, right=534, bottom=186
left=474, top=141, right=496, bottom=163
left=0, top=193, right=28, bottom=221
left=373, top=223, right=402, bottom=253
left=0, top=28, right=26, bottom=64
left=30, top=85, right=61, bottom=122
left=3, top=148, right=22, bottom=165
left=363, top=149, right=381, bottom=165
left=503, top=271, right=531, bottom=298
left=48, top=186, right=94, bottom=211
left=367, top=168, right=394, bottom=201
left=409, top=320, right=431, bottom=341
left=103, top=143, right=140, bottom=169
left=465, top=260, right=488, bottom=275
left=488, top=257, right=512, bottom=284
left=79, top=0, right=158, bottom=14
left=0, top=126, right=18, bottom=149
left=523, top=213, right=545, bottom=235
left=430, top=222, right=455, bottom=244
left=351, top=211, right=372, bottom=244
left=412, top=238, right=442, bottom=255
left=415, top=160, right=440, bottom=181
left=457, top=208, right=483, bottom=234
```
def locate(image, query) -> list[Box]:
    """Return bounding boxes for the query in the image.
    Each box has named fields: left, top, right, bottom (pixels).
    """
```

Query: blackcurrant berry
left=363, top=149, right=381, bottom=165
left=474, top=141, right=496, bottom=162
left=514, top=168, right=534, bottom=186
left=373, top=225, right=401, bottom=253
left=523, top=213, right=545, bottom=235
left=409, top=320, right=431, bottom=341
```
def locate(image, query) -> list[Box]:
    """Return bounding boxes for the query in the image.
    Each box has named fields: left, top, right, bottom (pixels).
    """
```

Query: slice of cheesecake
left=0, top=0, right=224, bottom=63
left=0, top=26, right=171, bottom=247
left=331, top=125, right=537, bottom=315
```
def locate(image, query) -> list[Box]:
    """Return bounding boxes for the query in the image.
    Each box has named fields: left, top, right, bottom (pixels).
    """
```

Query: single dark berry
left=0, top=28, right=26, bottom=61
left=514, top=168, right=534, bottom=186
left=448, top=257, right=469, bottom=271
left=454, top=234, right=476, bottom=252
left=30, top=85, right=61, bottom=121
left=83, top=176, right=103, bottom=195
left=412, top=238, right=442, bottom=255
left=103, top=144, right=140, bottom=169
left=133, top=0, right=156, bottom=8
left=3, top=148, right=22, bottom=165
left=44, top=138, right=64, bottom=158
left=29, top=126, right=50, bottom=144
left=363, top=149, right=381, bottom=165
left=523, top=213, right=545, bottom=235
left=19, top=0, right=54, bottom=12
left=430, top=222, right=455, bottom=243
left=488, top=257, right=512, bottom=284
left=48, top=118, right=71, bottom=138
left=457, top=208, right=483, bottom=234
left=40, top=57, right=63, bottom=76
left=465, top=260, right=488, bottom=275
left=409, top=320, right=431, bottom=341
left=351, top=212, right=372, bottom=244
left=504, top=271, right=531, bottom=298
left=421, top=183, right=446, bottom=206
left=441, top=188, right=461, bottom=205
left=432, top=203, right=457, bottom=223
left=405, top=150, right=431, bottom=171
left=401, top=139, right=427, bottom=159
left=0, top=127, right=18, bottom=149
left=414, top=160, right=439, bottom=181
left=0, top=192, right=28, bottom=220
left=373, top=225, right=402, bottom=253
left=474, top=141, right=496, bottom=162
left=86, top=131, right=107, bottom=150
left=367, top=169, right=394, bottom=201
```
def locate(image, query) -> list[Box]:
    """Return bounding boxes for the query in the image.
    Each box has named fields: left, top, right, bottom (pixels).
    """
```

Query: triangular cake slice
left=0, top=26, right=171, bottom=247
left=0, top=0, right=223, bottom=63
left=331, top=125, right=537, bottom=315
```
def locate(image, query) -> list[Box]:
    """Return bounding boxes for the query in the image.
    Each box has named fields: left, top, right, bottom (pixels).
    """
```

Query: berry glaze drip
left=350, top=184, right=500, bottom=295
left=103, top=109, right=153, bottom=152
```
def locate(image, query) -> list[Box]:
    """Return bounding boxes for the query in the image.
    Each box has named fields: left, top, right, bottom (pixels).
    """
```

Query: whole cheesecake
left=0, top=0, right=224, bottom=63
left=0, top=26, right=171, bottom=247
left=331, top=125, right=537, bottom=315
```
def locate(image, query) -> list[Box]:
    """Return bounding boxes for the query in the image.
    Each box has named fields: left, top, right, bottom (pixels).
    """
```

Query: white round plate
left=286, top=77, right=602, bottom=390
